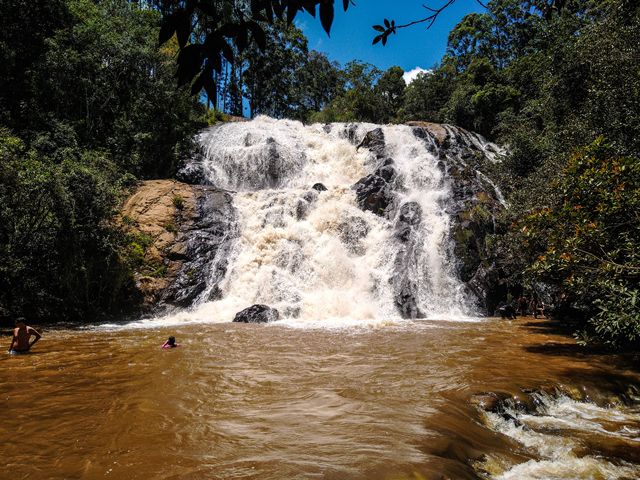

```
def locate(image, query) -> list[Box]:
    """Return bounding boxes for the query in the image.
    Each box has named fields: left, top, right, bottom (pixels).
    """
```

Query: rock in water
left=356, top=127, right=386, bottom=159
left=233, top=304, right=280, bottom=323
left=312, top=182, right=327, bottom=192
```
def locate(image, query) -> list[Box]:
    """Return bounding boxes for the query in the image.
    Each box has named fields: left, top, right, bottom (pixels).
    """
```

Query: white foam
left=124, top=117, right=489, bottom=330
left=483, top=394, right=640, bottom=479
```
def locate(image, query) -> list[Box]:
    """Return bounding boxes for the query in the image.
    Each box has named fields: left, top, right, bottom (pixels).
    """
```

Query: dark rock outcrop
left=353, top=158, right=398, bottom=219
left=161, top=189, right=237, bottom=308
left=352, top=123, right=507, bottom=316
left=176, top=148, right=208, bottom=185
left=356, top=127, right=386, bottom=159
left=409, top=123, right=507, bottom=315
left=353, top=173, right=395, bottom=217
left=233, top=304, right=280, bottom=323
left=312, top=182, right=327, bottom=192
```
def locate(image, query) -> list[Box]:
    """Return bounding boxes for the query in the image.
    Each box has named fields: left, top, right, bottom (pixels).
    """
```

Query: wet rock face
left=120, top=180, right=237, bottom=312
left=410, top=124, right=506, bottom=316
left=391, top=202, right=424, bottom=319
left=161, top=189, right=237, bottom=308
left=357, top=127, right=386, bottom=159
left=353, top=173, right=395, bottom=217
left=353, top=123, right=506, bottom=317
left=353, top=158, right=398, bottom=219
left=233, top=304, right=280, bottom=323
left=394, top=202, right=422, bottom=243
left=177, top=147, right=209, bottom=185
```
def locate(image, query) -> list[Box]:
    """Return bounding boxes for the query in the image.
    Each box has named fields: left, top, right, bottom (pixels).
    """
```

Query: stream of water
left=2, top=319, right=639, bottom=479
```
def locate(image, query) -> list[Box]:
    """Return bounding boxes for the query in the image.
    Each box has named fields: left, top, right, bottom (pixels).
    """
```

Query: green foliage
left=590, top=282, right=640, bottom=348
left=241, top=21, right=309, bottom=118
left=311, top=62, right=407, bottom=124
left=0, top=0, right=206, bottom=322
left=393, top=0, right=640, bottom=348
left=172, top=194, right=185, bottom=210
left=513, top=139, right=640, bottom=347
left=155, top=0, right=352, bottom=104
left=0, top=129, right=135, bottom=320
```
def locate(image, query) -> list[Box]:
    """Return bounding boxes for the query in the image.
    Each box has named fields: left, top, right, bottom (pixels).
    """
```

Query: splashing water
left=141, top=116, right=489, bottom=329
left=479, top=392, right=640, bottom=479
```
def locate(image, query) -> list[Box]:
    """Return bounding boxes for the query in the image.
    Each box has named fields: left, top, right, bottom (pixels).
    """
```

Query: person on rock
left=7, top=318, right=41, bottom=354
left=161, top=336, right=179, bottom=349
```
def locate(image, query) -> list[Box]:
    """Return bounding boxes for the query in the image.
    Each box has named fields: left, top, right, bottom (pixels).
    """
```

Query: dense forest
left=1, top=0, right=638, bottom=348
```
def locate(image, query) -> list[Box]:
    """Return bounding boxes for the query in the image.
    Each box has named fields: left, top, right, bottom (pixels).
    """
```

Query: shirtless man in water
left=8, top=318, right=41, bottom=354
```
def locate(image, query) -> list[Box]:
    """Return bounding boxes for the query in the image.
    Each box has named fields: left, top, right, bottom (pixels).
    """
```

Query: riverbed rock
left=233, top=304, right=280, bottom=323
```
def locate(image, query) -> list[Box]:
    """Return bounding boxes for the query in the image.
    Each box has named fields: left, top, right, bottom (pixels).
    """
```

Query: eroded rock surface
left=352, top=122, right=507, bottom=316
left=120, top=180, right=236, bottom=311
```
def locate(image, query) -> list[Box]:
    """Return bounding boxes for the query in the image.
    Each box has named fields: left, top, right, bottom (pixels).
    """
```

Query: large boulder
left=353, top=173, right=395, bottom=217
left=353, top=159, right=398, bottom=218
left=233, top=304, right=280, bottom=323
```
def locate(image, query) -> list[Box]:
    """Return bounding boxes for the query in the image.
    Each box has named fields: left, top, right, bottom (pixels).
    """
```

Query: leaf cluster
left=155, top=0, right=353, bottom=101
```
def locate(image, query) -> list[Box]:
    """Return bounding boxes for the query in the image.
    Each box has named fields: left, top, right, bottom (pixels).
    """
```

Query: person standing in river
left=7, top=318, right=41, bottom=354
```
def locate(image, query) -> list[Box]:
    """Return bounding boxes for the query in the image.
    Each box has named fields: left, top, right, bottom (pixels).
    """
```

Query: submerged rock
left=233, top=304, right=280, bottom=323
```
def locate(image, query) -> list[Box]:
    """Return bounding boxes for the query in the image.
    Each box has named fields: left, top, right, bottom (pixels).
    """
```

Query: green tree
left=519, top=139, right=640, bottom=347
left=295, top=51, right=344, bottom=120
left=374, top=66, right=406, bottom=123
left=241, top=21, right=308, bottom=118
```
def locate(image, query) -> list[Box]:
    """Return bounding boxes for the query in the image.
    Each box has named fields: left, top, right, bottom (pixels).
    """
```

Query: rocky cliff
left=353, top=122, right=507, bottom=315
left=120, top=180, right=236, bottom=312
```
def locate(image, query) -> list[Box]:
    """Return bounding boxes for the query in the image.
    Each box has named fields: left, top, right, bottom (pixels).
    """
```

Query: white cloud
left=403, top=67, right=432, bottom=84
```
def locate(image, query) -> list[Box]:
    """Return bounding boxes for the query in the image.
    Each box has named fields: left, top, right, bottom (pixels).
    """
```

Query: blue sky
left=298, top=1, right=484, bottom=76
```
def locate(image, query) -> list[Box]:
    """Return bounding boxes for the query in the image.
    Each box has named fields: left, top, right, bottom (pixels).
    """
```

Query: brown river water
left=2, top=317, right=640, bottom=480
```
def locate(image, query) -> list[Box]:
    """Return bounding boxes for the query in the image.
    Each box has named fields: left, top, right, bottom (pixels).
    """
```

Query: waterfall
left=149, top=116, right=493, bottom=328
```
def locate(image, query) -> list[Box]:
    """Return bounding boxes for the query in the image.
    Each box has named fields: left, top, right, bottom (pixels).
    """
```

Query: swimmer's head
left=167, top=336, right=176, bottom=346
left=15, top=317, right=26, bottom=327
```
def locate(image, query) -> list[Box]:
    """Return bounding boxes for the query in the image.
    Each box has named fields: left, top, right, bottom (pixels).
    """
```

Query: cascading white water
left=145, top=116, right=483, bottom=328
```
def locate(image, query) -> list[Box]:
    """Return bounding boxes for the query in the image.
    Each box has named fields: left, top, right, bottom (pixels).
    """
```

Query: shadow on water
left=521, top=318, right=576, bottom=333
left=520, top=318, right=640, bottom=375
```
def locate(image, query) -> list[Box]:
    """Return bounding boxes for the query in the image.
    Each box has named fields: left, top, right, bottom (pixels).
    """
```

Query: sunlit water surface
left=2, top=318, right=639, bottom=479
